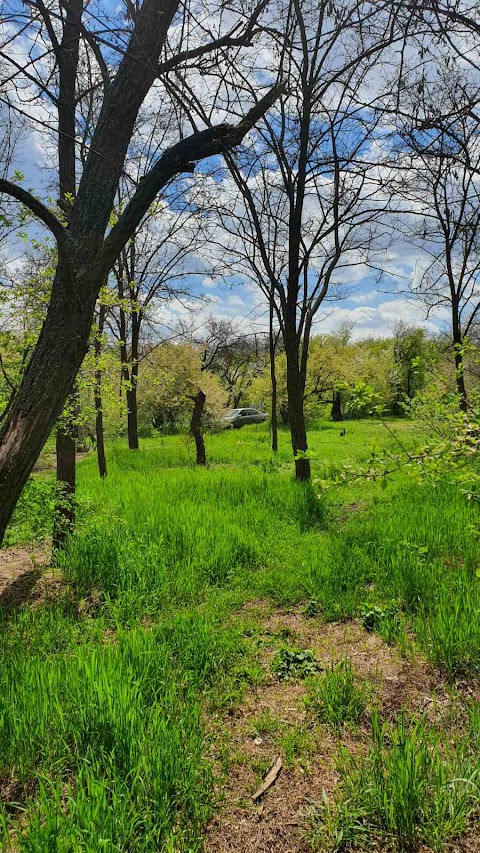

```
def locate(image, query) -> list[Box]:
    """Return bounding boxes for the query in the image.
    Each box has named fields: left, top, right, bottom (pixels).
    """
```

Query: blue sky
left=0, top=56, right=451, bottom=344
left=2, top=131, right=448, bottom=343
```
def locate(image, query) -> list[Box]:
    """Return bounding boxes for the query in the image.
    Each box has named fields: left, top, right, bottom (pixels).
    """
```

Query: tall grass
left=305, top=660, right=368, bottom=731
left=2, top=420, right=480, bottom=849
left=304, top=481, right=480, bottom=677
left=316, top=711, right=480, bottom=851
left=57, top=459, right=327, bottom=620
left=0, top=615, right=240, bottom=851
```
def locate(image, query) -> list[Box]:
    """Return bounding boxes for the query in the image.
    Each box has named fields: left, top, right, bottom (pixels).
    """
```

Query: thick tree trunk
left=94, top=306, right=107, bottom=478
left=331, top=389, right=343, bottom=421
left=190, top=390, right=206, bottom=466
left=53, top=421, right=76, bottom=549
left=269, top=301, right=278, bottom=453
left=284, top=335, right=310, bottom=481
left=126, top=386, right=139, bottom=450
left=0, top=279, right=92, bottom=542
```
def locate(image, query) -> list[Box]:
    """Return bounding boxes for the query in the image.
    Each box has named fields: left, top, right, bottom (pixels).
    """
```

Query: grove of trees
left=3, top=0, right=480, bottom=542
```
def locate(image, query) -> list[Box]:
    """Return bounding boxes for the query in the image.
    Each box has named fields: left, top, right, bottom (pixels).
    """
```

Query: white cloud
left=314, top=297, right=447, bottom=340
left=201, top=276, right=217, bottom=289
left=348, top=290, right=379, bottom=305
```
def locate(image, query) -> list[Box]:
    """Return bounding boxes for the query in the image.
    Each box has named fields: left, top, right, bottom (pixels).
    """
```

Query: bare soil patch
left=204, top=603, right=465, bottom=853
left=0, top=547, right=53, bottom=613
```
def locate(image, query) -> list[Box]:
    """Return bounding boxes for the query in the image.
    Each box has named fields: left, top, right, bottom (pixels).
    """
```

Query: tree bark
left=126, top=386, right=139, bottom=449
left=269, top=300, right=278, bottom=452
left=52, top=417, right=77, bottom=549
left=454, top=349, right=468, bottom=413
left=95, top=385, right=107, bottom=479
left=53, top=0, right=84, bottom=545
left=284, top=333, right=310, bottom=481
left=189, top=390, right=206, bottom=466
left=331, top=389, right=343, bottom=421
left=94, top=305, right=107, bottom=478
left=452, top=310, right=468, bottom=412
left=0, top=264, right=94, bottom=540
left=127, top=311, right=140, bottom=449
left=118, top=279, right=140, bottom=449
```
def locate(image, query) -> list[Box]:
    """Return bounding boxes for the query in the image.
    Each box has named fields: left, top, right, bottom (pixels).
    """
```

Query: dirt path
left=0, top=547, right=49, bottom=613
left=204, top=601, right=476, bottom=853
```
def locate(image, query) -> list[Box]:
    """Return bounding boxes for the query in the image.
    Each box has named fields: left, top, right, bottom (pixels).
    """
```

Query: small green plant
left=305, top=659, right=367, bottom=731
left=259, top=456, right=282, bottom=473
left=360, top=601, right=406, bottom=645
left=304, top=598, right=322, bottom=618
left=271, top=646, right=319, bottom=681
left=251, top=708, right=280, bottom=736
left=361, top=602, right=399, bottom=633
left=281, top=725, right=314, bottom=769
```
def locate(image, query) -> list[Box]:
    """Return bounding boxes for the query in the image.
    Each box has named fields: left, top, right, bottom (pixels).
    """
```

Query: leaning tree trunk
left=0, top=37, right=282, bottom=544
left=269, top=300, right=278, bottom=453
left=189, top=390, right=206, bottom=466
left=0, top=275, right=93, bottom=542
left=0, top=0, right=176, bottom=541
left=94, top=305, right=107, bottom=478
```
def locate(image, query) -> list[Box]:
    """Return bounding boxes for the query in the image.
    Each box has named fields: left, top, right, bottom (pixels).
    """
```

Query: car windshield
left=226, top=409, right=241, bottom=416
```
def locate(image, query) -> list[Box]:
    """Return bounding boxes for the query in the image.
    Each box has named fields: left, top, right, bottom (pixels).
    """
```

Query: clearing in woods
left=1, top=420, right=480, bottom=852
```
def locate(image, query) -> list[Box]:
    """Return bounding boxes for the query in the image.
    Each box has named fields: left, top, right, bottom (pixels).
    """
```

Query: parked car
left=222, top=407, right=267, bottom=428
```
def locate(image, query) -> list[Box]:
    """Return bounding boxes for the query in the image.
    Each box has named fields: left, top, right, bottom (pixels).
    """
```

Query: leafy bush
left=4, top=476, right=55, bottom=546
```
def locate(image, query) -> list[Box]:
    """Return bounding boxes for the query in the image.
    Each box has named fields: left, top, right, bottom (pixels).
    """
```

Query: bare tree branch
left=0, top=179, right=70, bottom=250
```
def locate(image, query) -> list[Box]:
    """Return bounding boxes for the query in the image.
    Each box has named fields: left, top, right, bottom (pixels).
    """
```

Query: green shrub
left=4, top=476, right=55, bottom=546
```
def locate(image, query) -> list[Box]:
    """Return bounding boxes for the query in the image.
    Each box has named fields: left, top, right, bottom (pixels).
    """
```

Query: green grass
left=0, top=615, right=242, bottom=851
left=305, top=660, right=368, bottom=731
left=2, top=418, right=480, bottom=850
left=315, top=711, right=480, bottom=851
